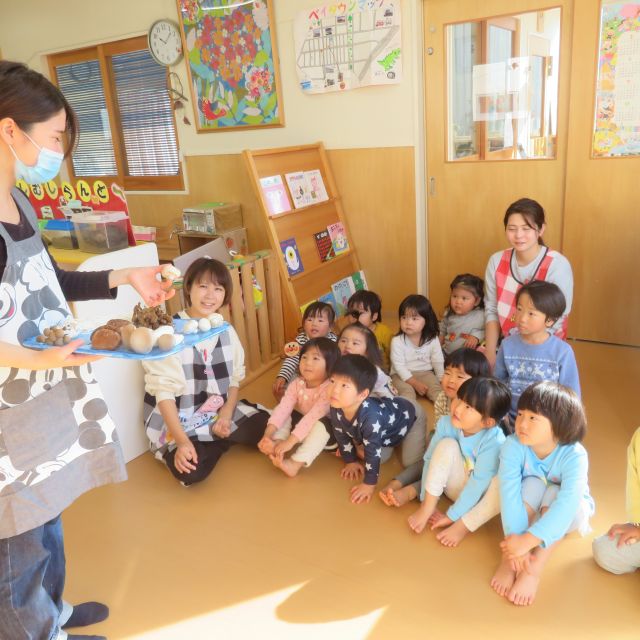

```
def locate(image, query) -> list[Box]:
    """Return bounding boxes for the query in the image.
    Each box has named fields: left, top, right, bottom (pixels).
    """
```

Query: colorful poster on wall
left=177, top=0, right=284, bottom=131
left=293, top=0, right=402, bottom=94
left=592, top=2, right=640, bottom=157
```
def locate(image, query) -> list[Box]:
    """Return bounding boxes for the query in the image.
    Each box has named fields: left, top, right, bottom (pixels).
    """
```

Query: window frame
left=48, top=36, right=184, bottom=191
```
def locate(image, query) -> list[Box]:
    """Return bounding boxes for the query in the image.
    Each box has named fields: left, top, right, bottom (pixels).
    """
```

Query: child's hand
left=608, top=523, right=640, bottom=547
left=257, top=435, right=276, bottom=455
left=341, top=462, right=364, bottom=480
left=212, top=417, right=232, bottom=438
left=414, top=381, right=429, bottom=397
left=273, top=435, right=298, bottom=459
left=350, top=483, right=375, bottom=504
left=463, top=335, right=479, bottom=349
left=174, top=440, right=198, bottom=474
left=272, top=377, right=286, bottom=400
left=500, top=533, right=537, bottom=559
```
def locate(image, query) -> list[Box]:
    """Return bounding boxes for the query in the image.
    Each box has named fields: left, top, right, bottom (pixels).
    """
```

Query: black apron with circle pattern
left=0, top=188, right=126, bottom=538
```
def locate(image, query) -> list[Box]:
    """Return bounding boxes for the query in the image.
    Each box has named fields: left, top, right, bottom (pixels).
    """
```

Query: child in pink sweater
left=258, top=338, right=341, bottom=477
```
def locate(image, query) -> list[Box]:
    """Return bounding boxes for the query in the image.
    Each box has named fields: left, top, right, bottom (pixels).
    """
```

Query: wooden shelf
left=243, top=142, right=361, bottom=337
left=290, top=249, right=352, bottom=281
left=268, top=197, right=339, bottom=220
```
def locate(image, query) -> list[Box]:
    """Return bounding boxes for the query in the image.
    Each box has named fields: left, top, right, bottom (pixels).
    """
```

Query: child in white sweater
left=391, top=294, right=444, bottom=402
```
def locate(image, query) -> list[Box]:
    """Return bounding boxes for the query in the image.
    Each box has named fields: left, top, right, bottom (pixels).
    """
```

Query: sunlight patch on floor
left=123, top=582, right=387, bottom=640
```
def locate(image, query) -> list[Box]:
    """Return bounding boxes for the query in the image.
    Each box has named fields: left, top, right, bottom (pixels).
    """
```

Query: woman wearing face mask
left=0, top=61, right=173, bottom=640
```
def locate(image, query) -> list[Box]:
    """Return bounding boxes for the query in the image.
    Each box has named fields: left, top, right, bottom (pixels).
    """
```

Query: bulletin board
left=592, top=2, right=640, bottom=157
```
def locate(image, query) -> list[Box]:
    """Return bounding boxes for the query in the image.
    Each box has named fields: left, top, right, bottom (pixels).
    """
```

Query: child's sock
left=62, top=602, right=109, bottom=629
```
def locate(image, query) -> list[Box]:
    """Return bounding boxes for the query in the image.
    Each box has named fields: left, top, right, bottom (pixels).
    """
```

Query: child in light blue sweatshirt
left=494, top=280, right=580, bottom=424
left=491, top=381, right=594, bottom=607
left=407, top=377, right=511, bottom=547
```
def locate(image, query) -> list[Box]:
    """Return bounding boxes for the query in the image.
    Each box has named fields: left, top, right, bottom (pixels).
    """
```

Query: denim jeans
left=0, top=515, right=65, bottom=639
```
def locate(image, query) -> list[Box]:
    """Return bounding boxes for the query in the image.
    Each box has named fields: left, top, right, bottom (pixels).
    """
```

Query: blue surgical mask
left=9, top=131, right=64, bottom=185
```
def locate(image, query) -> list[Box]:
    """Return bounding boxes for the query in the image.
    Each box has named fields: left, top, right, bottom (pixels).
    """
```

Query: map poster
left=294, top=0, right=402, bottom=94
left=592, top=2, right=640, bottom=157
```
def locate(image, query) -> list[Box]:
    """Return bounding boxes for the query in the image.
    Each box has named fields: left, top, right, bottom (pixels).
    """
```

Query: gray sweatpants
left=593, top=534, right=640, bottom=575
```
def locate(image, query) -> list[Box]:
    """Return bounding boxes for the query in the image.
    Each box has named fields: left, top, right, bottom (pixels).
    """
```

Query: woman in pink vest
left=484, top=198, right=573, bottom=369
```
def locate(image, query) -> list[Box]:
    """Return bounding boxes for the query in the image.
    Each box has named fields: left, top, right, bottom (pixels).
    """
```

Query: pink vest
left=495, top=248, right=568, bottom=339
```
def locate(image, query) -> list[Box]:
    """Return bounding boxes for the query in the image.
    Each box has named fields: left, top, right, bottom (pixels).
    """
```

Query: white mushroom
left=182, top=319, right=198, bottom=334
left=208, top=313, right=224, bottom=328
left=198, top=318, right=212, bottom=332
left=161, top=264, right=181, bottom=281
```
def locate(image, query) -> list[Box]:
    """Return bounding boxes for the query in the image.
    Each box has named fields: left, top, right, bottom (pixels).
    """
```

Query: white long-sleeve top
left=142, top=310, right=245, bottom=403
left=390, top=334, right=445, bottom=381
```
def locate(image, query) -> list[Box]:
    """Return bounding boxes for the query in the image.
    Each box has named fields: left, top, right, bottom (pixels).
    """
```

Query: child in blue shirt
left=494, top=281, right=580, bottom=424
left=407, top=377, right=511, bottom=547
left=329, top=354, right=422, bottom=504
left=491, top=381, right=594, bottom=607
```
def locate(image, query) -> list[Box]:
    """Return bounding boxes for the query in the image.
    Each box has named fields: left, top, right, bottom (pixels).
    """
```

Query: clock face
left=148, top=20, right=183, bottom=67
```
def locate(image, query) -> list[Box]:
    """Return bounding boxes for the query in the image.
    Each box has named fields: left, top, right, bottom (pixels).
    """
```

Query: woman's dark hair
left=503, top=198, right=546, bottom=246
left=397, top=294, right=439, bottom=346
left=0, top=60, right=78, bottom=156
left=517, top=381, right=586, bottom=445
left=444, top=347, right=490, bottom=378
left=347, top=290, right=382, bottom=322
left=299, top=337, right=341, bottom=376
left=457, top=377, right=511, bottom=424
left=516, top=281, right=566, bottom=323
left=302, top=300, right=335, bottom=326
left=339, top=322, right=382, bottom=367
left=331, top=354, right=377, bottom=394
left=183, top=258, right=232, bottom=307
left=445, top=273, right=485, bottom=315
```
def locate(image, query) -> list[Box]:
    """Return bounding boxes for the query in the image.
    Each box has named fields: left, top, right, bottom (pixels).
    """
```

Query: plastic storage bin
left=42, top=219, right=79, bottom=250
left=71, top=211, right=129, bottom=254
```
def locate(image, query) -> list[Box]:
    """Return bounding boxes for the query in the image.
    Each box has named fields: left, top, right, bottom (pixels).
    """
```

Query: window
left=49, top=36, right=183, bottom=191
left=446, top=8, right=561, bottom=161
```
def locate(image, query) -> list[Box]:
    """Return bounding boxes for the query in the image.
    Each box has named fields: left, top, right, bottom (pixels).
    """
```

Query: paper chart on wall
left=293, top=0, right=402, bottom=94
left=592, top=2, right=640, bottom=158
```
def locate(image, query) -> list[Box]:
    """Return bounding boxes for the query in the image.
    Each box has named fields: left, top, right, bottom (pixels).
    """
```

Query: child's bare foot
left=427, top=509, right=446, bottom=527
left=378, top=487, right=396, bottom=506
left=436, top=519, right=470, bottom=547
left=408, top=506, right=432, bottom=533
left=507, top=569, right=541, bottom=606
left=490, top=556, right=517, bottom=598
left=270, top=455, right=304, bottom=478
left=386, top=485, right=417, bottom=507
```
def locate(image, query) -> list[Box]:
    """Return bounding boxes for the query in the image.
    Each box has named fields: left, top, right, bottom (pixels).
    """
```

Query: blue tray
left=22, top=319, right=230, bottom=361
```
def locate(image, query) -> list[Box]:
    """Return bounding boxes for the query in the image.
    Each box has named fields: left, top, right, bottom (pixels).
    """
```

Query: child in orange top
left=347, top=290, right=393, bottom=371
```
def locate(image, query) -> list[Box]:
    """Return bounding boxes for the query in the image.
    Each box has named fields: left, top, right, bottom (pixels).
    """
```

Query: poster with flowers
left=177, top=0, right=284, bottom=132
left=592, top=2, right=640, bottom=157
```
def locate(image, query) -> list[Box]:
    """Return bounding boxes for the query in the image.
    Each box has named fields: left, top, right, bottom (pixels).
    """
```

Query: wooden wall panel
left=125, top=147, right=417, bottom=329
left=328, top=147, right=417, bottom=319
left=562, top=1, right=640, bottom=346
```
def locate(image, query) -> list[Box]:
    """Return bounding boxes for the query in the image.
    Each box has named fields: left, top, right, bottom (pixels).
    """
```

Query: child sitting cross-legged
left=329, top=354, right=424, bottom=504
left=491, top=381, right=594, bottom=607
left=346, top=290, right=394, bottom=371
left=379, top=347, right=490, bottom=508
left=258, top=338, right=340, bottom=477
left=407, top=377, right=511, bottom=547
left=272, top=301, right=337, bottom=401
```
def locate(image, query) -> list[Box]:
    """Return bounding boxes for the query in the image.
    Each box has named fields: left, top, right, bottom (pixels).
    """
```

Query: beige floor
left=62, top=341, right=640, bottom=639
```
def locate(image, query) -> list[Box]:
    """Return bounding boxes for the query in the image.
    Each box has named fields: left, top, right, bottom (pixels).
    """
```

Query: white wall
left=0, top=0, right=421, bottom=154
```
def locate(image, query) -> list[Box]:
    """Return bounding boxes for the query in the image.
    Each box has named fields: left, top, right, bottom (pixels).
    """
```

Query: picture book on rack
left=318, top=291, right=338, bottom=315
left=351, top=270, right=368, bottom=291
left=280, top=237, right=304, bottom=276
left=313, top=229, right=334, bottom=262
left=284, top=171, right=311, bottom=209
left=259, top=175, right=292, bottom=215
left=327, top=221, right=349, bottom=255
left=305, top=169, right=329, bottom=203
left=331, top=276, right=356, bottom=316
